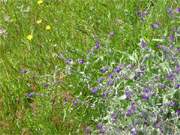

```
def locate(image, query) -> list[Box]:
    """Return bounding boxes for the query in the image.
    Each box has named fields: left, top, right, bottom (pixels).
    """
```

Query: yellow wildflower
left=45, top=25, right=51, bottom=30
left=37, top=0, right=43, bottom=5
left=27, top=34, right=33, bottom=41
left=36, top=19, right=42, bottom=24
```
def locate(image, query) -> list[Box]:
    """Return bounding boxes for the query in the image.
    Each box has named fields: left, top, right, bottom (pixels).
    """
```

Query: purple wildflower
left=169, top=44, right=174, bottom=49
left=102, top=91, right=108, bottom=97
left=167, top=8, right=174, bottom=16
left=154, top=121, right=161, bottom=128
left=137, top=10, right=148, bottom=21
left=114, top=64, right=123, bottom=73
left=73, top=99, right=79, bottom=106
left=169, top=34, right=175, bottom=42
left=175, top=84, right=180, bottom=89
left=96, top=123, right=106, bottom=134
left=140, top=39, right=147, bottom=48
left=151, top=22, right=160, bottom=29
left=84, top=126, right=91, bottom=135
left=158, top=45, right=171, bottom=52
left=107, top=80, right=114, bottom=86
left=176, top=110, right=180, bottom=115
left=159, top=83, right=166, bottom=89
left=96, top=123, right=103, bottom=129
left=95, top=41, right=100, bottom=49
left=175, top=64, right=180, bottom=73
left=142, top=88, right=152, bottom=100
left=77, top=59, right=84, bottom=64
left=26, top=92, right=35, bottom=98
left=127, top=64, right=134, bottom=69
left=126, top=102, right=136, bottom=116
left=97, top=77, right=104, bottom=83
left=108, top=73, right=114, bottom=79
left=177, top=47, right=180, bottom=52
left=176, top=7, right=180, bottom=13
left=102, top=90, right=112, bottom=97
left=91, top=87, right=99, bottom=94
left=125, top=89, right=132, bottom=100
left=167, top=72, right=176, bottom=81
left=111, top=112, right=118, bottom=123
left=165, top=101, right=177, bottom=107
left=100, top=67, right=108, bottom=73
left=131, top=128, right=137, bottom=135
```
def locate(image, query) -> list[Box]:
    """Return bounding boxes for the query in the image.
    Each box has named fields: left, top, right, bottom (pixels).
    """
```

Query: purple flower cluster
left=125, top=88, right=132, bottom=100
left=142, top=88, right=153, bottom=100
left=151, top=22, right=160, bottom=29
left=100, top=66, right=109, bottom=73
left=91, top=87, right=99, bottom=94
left=96, top=123, right=106, bottom=134
left=137, top=10, right=148, bottom=21
left=126, top=102, right=136, bottom=116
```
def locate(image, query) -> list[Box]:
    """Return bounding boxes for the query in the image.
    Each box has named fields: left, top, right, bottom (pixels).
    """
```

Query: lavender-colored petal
left=142, top=88, right=152, bottom=100
left=91, top=87, right=99, bottom=94
left=114, top=64, right=123, bottom=73
left=140, top=39, right=147, bottom=48
left=95, top=41, right=100, bottom=49
left=175, top=64, right=180, bottom=73
left=151, top=23, right=160, bottom=29
left=131, top=128, right=137, bottom=135
left=177, top=47, right=180, bottom=52
left=154, top=121, right=161, bottom=128
left=167, top=72, right=176, bottom=81
left=126, top=102, right=136, bottom=116
left=165, top=101, right=177, bottom=107
left=73, top=99, right=79, bottom=106
left=125, top=89, right=132, bottom=100
left=78, top=59, right=84, bottom=64
left=176, top=7, right=180, bottom=13
left=167, top=8, right=174, bottom=16
left=100, top=67, right=108, bottom=73
left=96, top=123, right=106, bottom=134
left=169, top=34, right=175, bottom=42
left=175, top=84, right=180, bottom=89
left=97, top=77, right=104, bottom=83
left=102, top=90, right=112, bottom=97
left=159, top=83, right=166, bottom=89
left=107, top=80, right=114, bottom=86
left=96, top=123, right=103, bottom=129
left=108, top=73, right=114, bottom=79
left=176, top=110, right=180, bottom=115
left=111, top=112, right=118, bottom=123
left=26, top=92, right=35, bottom=98
left=102, top=91, right=108, bottom=97
left=84, top=126, right=91, bottom=135
left=137, top=10, right=148, bottom=21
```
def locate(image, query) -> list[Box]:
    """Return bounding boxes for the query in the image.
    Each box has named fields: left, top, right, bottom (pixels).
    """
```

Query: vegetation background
left=0, top=0, right=179, bottom=134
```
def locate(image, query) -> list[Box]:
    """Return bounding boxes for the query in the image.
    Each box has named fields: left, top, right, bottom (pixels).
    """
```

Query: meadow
left=0, top=0, right=179, bottom=134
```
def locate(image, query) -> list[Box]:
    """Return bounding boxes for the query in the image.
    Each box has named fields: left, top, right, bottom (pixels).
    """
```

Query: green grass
left=0, top=0, right=179, bottom=134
